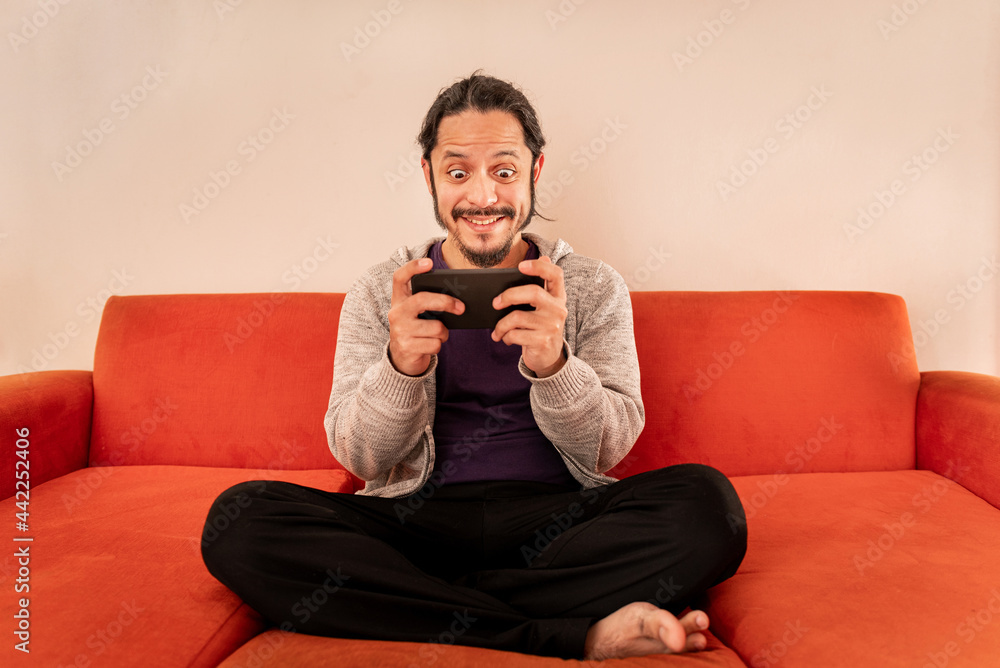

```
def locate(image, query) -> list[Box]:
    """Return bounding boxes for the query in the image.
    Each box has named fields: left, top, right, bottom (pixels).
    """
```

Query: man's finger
left=491, top=308, right=560, bottom=343
left=493, top=283, right=549, bottom=310
left=407, top=290, right=465, bottom=318
left=398, top=328, right=450, bottom=355
left=391, top=258, right=434, bottom=305
left=517, top=256, right=565, bottom=297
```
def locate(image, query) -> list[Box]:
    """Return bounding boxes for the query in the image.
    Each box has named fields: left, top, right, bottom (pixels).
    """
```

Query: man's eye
left=448, top=169, right=468, bottom=179
left=496, top=168, right=515, bottom=179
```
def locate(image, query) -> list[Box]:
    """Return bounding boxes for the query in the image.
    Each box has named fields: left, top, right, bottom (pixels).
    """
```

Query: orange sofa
left=2, top=290, right=999, bottom=667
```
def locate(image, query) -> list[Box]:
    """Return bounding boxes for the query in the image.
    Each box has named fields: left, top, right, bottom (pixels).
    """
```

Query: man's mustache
left=452, top=206, right=517, bottom=219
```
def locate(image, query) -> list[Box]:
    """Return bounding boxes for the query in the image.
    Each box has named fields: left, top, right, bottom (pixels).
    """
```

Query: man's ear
left=421, top=158, right=433, bottom=195
left=532, top=154, right=545, bottom=183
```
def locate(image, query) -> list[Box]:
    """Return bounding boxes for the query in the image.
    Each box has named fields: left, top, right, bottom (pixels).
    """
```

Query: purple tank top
left=428, top=240, right=577, bottom=487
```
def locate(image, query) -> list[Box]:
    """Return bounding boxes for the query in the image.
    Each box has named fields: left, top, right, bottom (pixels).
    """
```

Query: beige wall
left=2, top=0, right=998, bottom=376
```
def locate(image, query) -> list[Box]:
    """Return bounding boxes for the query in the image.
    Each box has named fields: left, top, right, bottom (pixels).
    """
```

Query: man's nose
left=465, top=172, right=498, bottom=208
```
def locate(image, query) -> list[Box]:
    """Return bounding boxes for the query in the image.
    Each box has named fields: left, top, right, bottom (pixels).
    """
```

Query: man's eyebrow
left=439, top=148, right=522, bottom=160
left=492, top=149, right=521, bottom=158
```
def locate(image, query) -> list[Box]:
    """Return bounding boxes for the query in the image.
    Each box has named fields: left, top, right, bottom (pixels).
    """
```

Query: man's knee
left=684, top=465, right=747, bottom=577
left=688, top=464, right=746, bottom=539
left=646, top=464, right=747, bottom=551
left=200, top=481, right=267, bottom=569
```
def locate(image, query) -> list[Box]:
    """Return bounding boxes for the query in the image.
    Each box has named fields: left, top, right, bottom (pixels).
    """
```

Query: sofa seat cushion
left=0, top=465, right=352, bottom=668
left=708, top=470, right=1000, bottom=667
left=215, top=627, right=747, bottom=667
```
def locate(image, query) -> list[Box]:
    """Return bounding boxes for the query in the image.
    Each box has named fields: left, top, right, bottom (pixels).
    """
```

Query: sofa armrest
left=0, top=371, right=93, bottom=500
left=916, top=370, right=1000, bottom=508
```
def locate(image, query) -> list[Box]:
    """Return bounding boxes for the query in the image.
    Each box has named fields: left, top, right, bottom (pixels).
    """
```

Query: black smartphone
left=411, top=268, right=545, bottom=329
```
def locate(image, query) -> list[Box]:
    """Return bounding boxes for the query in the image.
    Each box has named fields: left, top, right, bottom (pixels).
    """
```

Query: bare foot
left=583, top=602, right=709, bottom=661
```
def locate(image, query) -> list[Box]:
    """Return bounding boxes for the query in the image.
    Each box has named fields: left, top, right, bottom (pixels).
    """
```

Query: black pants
left=201, top=464, right=747, bottom=659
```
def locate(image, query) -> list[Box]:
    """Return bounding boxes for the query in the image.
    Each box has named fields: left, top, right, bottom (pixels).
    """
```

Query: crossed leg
left=201, top=464, right=747, bottom=660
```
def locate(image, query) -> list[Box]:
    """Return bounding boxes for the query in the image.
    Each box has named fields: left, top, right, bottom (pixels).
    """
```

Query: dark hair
left=417, top=71, right=546, bottom=164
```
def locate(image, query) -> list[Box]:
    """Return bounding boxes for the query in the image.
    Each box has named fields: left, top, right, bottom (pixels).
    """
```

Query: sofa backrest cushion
left=609, top=291, right=920, bottom=479
left=91, top=293, right=350, bottom=477
left=91, top=290, right=920, bottom=482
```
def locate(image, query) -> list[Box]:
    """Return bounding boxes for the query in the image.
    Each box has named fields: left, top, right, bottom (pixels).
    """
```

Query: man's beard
left=429, top=171, right=537, bottom=268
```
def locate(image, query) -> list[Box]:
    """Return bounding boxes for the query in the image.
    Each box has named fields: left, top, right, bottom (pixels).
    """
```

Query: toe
left=650, top=610, right=687, bottom=653
left=679, top=610, right=709, bottom=634
left=684, top=631, right=708, bottom=652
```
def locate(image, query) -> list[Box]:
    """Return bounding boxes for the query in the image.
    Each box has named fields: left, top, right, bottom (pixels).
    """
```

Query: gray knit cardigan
left=324, top=233, right=645, bottom=498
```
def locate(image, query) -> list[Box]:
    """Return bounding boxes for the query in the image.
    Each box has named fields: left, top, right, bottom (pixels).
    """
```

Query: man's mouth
left=463, top=215, right=504, bottom=226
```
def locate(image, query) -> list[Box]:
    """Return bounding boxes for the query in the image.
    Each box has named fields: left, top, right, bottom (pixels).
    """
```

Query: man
left=202, top=72, right=747, bottom=661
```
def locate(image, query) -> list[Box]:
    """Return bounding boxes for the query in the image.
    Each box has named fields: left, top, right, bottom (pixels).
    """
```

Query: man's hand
left=491, top=256, right=568, bottom=378
left=388, top=258, right=464, bottom=376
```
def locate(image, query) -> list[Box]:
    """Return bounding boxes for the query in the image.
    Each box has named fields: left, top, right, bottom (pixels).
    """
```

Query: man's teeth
left=466, top=216, right=502, bottom=225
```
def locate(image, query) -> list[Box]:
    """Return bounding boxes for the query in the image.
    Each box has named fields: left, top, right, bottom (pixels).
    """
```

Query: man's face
left=422, top=110, right=543, bottom=269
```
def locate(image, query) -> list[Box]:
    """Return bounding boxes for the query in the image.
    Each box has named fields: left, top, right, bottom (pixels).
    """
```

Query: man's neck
left=441, top=234, right=528, bottom=269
